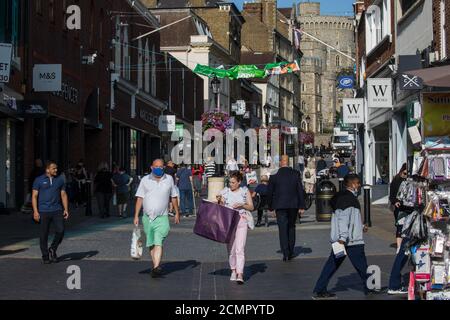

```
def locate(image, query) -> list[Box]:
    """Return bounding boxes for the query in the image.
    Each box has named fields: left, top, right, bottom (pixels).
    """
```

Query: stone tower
left=297, top=2, right=355, bottom=146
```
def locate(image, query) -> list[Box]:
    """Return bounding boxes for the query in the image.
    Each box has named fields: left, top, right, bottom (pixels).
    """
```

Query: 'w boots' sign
left=343, top=99, right=364, bottom=124
left=367, top=78, right=393, bottom=108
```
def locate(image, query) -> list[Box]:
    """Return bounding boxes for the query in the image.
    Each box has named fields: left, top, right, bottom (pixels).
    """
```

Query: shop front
left=112, top=88, right=164, bottom=176
left=0, top=85, right=24, bottom=210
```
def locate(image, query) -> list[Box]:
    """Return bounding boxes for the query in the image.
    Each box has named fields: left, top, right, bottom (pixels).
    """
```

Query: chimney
left=243, top=2, right=263, bottom=21
left=298, top=2, right=320, bottom=16
left=261, top=0, right=276, bottom=31
left=188, top=0, right=205, bottom=7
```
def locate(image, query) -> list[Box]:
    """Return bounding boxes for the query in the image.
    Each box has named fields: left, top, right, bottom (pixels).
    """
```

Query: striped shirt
left=204, top=162, right=216, bottom=177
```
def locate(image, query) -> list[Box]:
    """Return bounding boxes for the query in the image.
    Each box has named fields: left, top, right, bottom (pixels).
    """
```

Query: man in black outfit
left=267, top=155, right=306, bottom=261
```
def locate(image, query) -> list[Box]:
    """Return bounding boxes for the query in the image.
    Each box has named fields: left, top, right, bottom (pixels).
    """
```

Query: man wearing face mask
left=312, top=174, right=377, bottom=299
left=134, top=159, right=180, bottom=278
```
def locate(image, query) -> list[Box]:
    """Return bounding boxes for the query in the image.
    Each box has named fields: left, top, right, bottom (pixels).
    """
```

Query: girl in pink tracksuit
left=217, top=171, right=254, bottom=284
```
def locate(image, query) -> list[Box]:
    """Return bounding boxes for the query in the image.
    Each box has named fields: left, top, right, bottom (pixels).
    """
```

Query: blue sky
left=232, top=0, right=355, bottom=16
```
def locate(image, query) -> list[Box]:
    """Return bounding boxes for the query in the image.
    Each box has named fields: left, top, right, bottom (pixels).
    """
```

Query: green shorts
left=142, top=215, right=170, bottom=247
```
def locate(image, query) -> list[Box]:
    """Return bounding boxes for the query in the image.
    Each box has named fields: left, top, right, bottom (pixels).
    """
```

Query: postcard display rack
left=400, top=148, right=450, bottom=300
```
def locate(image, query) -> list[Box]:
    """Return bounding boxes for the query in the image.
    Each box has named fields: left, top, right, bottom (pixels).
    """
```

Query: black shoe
left=288, top=255, right=295, bottom=261
left=42, top=257, right=51, bottom=264
left=255, top=221, right=262, bottom=227
left=151, top=266, right=163, bottom=278
left=48, top=248, right=58, bottom=263
left=312, top=292, right=337, bottom=300
left=282, top=256, right=288, bottom=262
left=366, top=289, right=383, bottom=296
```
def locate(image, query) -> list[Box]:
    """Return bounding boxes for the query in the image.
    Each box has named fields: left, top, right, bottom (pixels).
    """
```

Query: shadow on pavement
left=331, top=273, right=366, bottom=293
left=210, top=263, right=268, bottom=281
left=58, top=250, right=99, bottom=262
left=0, top=248, right=28, bottom=256
left=276, top=246, right=313, bottom=257
left=139, top=260, right=200, bottom=276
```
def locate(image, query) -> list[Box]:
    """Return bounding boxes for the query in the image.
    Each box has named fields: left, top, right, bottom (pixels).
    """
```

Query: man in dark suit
left=267, top=155, right=306, bottom=261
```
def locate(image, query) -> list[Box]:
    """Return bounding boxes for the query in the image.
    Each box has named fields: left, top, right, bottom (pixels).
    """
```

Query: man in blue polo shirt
left=32, top=161, right=70, bottom=264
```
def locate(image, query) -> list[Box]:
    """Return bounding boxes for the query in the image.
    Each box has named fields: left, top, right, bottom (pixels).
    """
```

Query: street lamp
left=210, top=75, right=221, bottom=111
left=305, top=115, right=311, bottom=132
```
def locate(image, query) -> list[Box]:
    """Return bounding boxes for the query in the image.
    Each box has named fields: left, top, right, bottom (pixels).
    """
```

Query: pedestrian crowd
left=28, top=150, right=408, bottom=299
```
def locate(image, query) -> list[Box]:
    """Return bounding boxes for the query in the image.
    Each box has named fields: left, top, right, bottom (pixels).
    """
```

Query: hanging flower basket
left=201, top=111, right=233, bottom=133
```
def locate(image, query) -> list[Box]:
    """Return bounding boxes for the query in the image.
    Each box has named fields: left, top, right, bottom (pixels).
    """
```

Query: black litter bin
left=315, top=180, right=336, bottom=222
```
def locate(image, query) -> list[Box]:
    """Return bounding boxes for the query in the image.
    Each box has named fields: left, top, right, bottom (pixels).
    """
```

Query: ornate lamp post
left=210, top=75, right=221, bottom=112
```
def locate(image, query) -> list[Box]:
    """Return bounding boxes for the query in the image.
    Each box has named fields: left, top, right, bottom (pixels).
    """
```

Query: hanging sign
left=159, top=115, right=176, bottom=132
left=400, top=74, right=423, bottom=90
left=337, top=75, right=355, bottom=89
left=0, top=43, right=12, bottom=83
left=342, top=98, right=364, bottom=124
left=367, top=78, right=393, bottom=108
left=33, top=64, right=62, bottom=92
left=423, top=93, right=450, bottom=137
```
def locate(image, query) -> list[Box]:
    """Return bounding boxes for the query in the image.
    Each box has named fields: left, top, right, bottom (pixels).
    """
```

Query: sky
left=232, top=0, right=355, bottom=16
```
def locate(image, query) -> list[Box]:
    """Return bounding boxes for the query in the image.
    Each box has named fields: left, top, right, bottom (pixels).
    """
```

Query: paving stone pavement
left=0, top=200, right=410, bottom=300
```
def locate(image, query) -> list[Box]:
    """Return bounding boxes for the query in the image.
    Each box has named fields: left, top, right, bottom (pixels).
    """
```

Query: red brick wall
left=433, top=0, right=450, bottom=59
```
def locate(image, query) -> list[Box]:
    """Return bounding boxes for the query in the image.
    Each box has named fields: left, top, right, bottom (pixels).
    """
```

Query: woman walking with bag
left=216, top=171, right=254, bottom=285
left=389, top=163, right=407, bottom=253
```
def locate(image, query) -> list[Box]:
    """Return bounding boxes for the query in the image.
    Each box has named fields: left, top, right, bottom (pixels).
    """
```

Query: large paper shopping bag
left=194, top=200, right=240, bottom=243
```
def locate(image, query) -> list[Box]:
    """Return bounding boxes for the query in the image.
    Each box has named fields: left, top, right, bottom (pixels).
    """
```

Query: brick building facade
left=432, top=0, right=450, bottom=61
left=0, top=0, right=203, bottom=210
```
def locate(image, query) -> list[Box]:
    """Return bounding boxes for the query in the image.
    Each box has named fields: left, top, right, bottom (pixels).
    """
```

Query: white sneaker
left=388, top=288, right=408, bottom=295
left=230, top=271, right=237, bottom=281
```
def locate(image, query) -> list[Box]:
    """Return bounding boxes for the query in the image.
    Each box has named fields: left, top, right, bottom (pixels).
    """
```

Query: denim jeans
left=389, top=237, right=410, bottom=290
left=314, top=244, right=369, bottom=294
left=179, top=189, right=194, bottom=215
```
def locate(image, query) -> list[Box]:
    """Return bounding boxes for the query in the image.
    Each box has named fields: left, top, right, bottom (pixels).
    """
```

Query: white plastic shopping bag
left=130, top=227, right=143, bottom=260
left=112, top=193, right=117, bottom=206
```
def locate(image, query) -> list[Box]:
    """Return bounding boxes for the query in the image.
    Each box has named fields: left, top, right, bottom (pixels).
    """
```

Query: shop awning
left=407, top=65, right=450, bottom=88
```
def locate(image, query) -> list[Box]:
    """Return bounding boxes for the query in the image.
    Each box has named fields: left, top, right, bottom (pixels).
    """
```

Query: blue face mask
left=152, top=167, right=164, bottom=177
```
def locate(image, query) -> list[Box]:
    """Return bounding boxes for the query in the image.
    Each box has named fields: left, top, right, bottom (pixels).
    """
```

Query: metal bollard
left=85, top=180, right=92, bottom=216
left=363, top=185, right=371, bottom=227
left=338, top=178, right=344, bottom=192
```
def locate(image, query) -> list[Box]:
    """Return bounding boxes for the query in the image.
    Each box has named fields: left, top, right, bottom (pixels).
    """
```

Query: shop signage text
left=367, top=78, right=393, bottom=108
left=18, top=100, right=48, bottom=118
left=423, top=93, right=450, bottom=137
left=33, top=64, right=62, bottom=92
left=139, top=108, right=158, bottom=126
left=0, top=43, right=12, bottom=83
left=337, top=75, right=355, bottom=89
left=51, top=82, right=79, bottom=104
left=343, top=98, right=364, bottom=124
left=281, top=126, right=298, bottom=135
left=159, top=115, right=176, bottom=132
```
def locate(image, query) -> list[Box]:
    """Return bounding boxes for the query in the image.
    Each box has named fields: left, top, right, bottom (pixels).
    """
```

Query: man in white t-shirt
left=134, top=159, right=180, bottom=278
left=226, top=156, right=239, bottom=173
